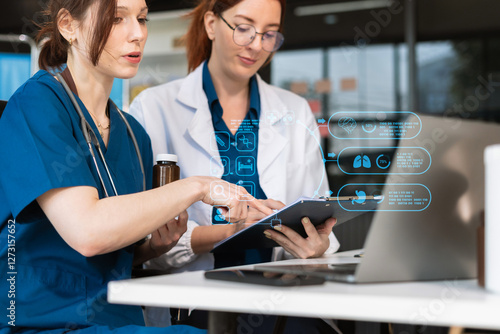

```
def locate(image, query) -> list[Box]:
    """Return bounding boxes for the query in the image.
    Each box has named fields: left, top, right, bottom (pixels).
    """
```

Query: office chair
left=0, top=100, right=7, bottom=118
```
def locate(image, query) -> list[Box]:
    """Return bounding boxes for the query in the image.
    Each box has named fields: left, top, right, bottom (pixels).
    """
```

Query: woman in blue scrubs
left=0, top=0, right=270, bottom=332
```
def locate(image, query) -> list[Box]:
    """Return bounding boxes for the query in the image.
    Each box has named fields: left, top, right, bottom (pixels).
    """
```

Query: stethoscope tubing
left=55, top=72, right=145, bottom=197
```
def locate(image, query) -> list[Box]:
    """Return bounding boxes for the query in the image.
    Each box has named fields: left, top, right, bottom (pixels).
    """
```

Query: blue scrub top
left=202, top=62, right=267, bottom=201
left=0, top=70, right=155, bottom=330
left=202, top=62, right=272, bottom=267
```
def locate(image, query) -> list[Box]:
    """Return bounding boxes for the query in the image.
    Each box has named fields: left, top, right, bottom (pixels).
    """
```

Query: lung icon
left=362, top=155, right=371, bottom=168
left=353, top=155, right=371, bottom=168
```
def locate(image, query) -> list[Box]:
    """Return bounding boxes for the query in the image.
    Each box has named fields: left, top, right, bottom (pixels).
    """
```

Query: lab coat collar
left=177, top=62, right=289, bottom=175
left=256, top=76, right=288, bottom=126
left=178, top=63, right=219, bottom=167
left=254, top=75, right=289, bottom=179
left=177, top=62, right=208, bottom=111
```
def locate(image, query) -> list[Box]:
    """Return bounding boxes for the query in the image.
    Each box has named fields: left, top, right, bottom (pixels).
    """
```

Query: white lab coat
left=129, top=62, right=340, bottom=275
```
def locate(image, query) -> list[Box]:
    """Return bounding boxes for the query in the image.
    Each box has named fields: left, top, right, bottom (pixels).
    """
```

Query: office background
left=1, top=0, right=499, bottom=251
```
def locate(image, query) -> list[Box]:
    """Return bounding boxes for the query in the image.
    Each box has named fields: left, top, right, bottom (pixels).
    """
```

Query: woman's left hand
left=133, top=211, right=189, bottom=266
left=263, top=217, right=336, bottom=259
left=149, top=210, right=189, bottom=256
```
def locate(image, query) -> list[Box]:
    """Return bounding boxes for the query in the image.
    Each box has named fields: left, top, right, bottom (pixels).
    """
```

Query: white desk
left=108, top=251, right=500, bottom=331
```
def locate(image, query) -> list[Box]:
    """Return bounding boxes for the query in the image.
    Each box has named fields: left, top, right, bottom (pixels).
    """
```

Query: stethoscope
left=55, top=73, right=146, bottom=197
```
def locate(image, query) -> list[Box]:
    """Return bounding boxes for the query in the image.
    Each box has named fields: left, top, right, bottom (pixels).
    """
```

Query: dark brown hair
left=36, top=0, right=116, bottom=71
left=184, top=0, right=286, bottom=72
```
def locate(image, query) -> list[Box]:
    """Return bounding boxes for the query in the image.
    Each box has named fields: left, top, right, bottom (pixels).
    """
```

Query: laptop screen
left=258, top=114, right=499, bottom=284
left=354, top=114, right=499, bottom=283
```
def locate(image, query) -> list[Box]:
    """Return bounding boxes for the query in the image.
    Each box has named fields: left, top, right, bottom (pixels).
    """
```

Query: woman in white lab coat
left=129, top=0, right=339, bottom=330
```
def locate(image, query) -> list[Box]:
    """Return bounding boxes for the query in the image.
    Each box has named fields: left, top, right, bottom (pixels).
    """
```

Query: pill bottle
left=153, top=154, right=180, bottom=188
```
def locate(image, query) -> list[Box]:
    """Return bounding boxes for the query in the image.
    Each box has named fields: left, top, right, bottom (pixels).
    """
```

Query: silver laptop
left=256, top=113, right=499, bottom=283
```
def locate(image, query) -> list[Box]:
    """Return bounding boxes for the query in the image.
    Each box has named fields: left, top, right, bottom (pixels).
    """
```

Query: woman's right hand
left=194, top=176, right=274, bottom=223
left=225, top=199, right=285, bottom=237
left=246, top=199, right=285, bottom=224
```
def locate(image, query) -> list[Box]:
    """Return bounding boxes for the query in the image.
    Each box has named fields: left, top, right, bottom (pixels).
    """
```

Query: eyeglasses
left=218, top=14, right=284, bottom=53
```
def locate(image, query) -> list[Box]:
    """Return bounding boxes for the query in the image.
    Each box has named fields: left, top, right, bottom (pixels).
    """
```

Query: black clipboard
left=211, top=195, right=379, bottom=253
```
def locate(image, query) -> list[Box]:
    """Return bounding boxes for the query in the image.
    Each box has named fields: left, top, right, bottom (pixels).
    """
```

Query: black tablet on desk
left=211, top=195, right=379, bottom=253
left=204, top=269, right=326, bottom=286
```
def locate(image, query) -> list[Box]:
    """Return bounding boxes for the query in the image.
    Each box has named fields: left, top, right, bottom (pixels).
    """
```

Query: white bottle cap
left=156, top=153, right=178, bottom=163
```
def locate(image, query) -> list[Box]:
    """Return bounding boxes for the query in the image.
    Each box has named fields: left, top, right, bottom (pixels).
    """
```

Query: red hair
left=36, top=0, right=116, bottom=71
left=184, top=0, right=286, bottom=73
